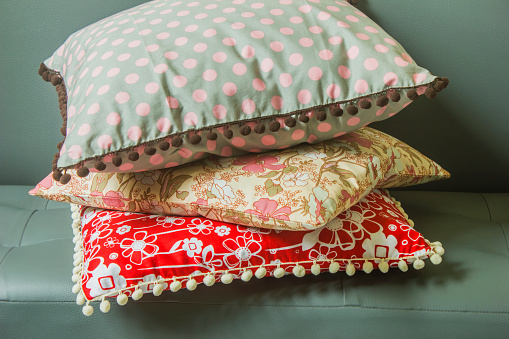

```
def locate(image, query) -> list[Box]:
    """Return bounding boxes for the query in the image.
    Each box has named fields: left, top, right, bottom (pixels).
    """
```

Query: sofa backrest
left=1, top=0, right=507, bottom=192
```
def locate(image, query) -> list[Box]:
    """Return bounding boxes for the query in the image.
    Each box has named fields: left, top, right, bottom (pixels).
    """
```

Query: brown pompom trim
left=159, top=140, right=171, bottom=151
left=41, top=61, right=448, bottom=185
left=144, top=146, right=157, bottom=156
left=254, top=122, right=266, bottom=134
left=206, top=130, right=218, bottom=141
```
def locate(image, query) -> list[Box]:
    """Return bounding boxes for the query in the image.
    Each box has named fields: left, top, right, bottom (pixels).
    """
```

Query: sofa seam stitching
left=0, top=247, right=15, bottom=274
left=0, top=300, right=508, bottom=314
left=478, top=193, right=492, bottom=222
left=496, top=221, right=509, bottom=253
left=18, top=210, right=37, bottom=247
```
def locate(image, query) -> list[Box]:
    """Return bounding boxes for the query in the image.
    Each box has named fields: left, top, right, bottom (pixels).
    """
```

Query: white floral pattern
left=76, top=189, right=438, bottom=303
left=187, top=218, right=214, bottom=235
left=85, top=262, right=127, bottom=298
left=182, top=238, right=203, bottom=257
left=120, top=231, right=159, bottom=265
left=116, top=225, right=131, bottom=235
left=214, top=226, right=231, bottom=237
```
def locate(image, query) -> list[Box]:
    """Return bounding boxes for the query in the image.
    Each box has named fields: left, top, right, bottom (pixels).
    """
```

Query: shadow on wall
left=359, top=0, right=509, bottom=193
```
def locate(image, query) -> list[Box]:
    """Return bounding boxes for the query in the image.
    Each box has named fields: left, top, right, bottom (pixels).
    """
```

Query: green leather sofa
left=1, top=1, right=508, bottom=337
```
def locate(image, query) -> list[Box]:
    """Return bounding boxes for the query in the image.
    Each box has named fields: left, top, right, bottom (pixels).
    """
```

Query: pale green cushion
left=42, top=0, right=444, bottom=180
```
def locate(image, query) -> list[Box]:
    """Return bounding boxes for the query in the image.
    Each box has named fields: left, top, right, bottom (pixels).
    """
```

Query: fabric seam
left=478, top=193, right=493, bottom=222
left=496, top=222, right=509, bottom=253
left=18, top=210, right=37, bottom=247
left=0, top=300, right=508, bottom=314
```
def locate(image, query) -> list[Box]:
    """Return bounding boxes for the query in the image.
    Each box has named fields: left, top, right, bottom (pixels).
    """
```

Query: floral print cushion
left=40, top=0, right=447, bottom=184
left=30, top=127, right=449, bottom=231
left=71, top=189, right=445, bottom=316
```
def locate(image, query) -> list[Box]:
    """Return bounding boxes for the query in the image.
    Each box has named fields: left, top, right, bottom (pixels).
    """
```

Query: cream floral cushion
left=30, top=127, right=449, bottom=230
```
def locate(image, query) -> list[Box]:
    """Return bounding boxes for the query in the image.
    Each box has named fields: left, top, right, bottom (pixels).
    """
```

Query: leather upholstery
left=1, top=186, right=508, bottom=337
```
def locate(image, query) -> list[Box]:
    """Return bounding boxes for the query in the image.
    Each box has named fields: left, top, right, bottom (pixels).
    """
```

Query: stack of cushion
left=31, top=0, right=449, bottom=316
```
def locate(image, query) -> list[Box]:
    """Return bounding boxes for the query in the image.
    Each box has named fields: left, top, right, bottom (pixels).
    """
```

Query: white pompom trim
left=69, top=197, right=445, bottom=316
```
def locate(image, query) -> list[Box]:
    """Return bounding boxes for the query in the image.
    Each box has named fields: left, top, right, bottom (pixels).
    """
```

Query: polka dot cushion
left=40, top=0, right=448, bottom=184
left=71, top=189, right=445, bottom=316
left=30, top=127, right=450, bottom=230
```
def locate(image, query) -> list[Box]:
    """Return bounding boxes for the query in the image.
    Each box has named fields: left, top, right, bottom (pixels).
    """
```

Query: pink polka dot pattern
left=231, top=137, right=246, bottom=148
left=183, top=58, right=197, bottom=69
left=212, top=52, right=227, bottom=63
left=328, top=36, right=342, bottom=45
left=338, top=65, right=351, bottom=79
left=354, top=79, right=369, bottom=94
left=221, top=147, right=232, bottom=157
left=413, top=73, right=427, bottom=83
left=178, top=148, right=192, bottom=158
left=327, top=84, right=341, bottom=99
left=289, top=16, right=303, bottom=24
left=150, top=154, right=164, bottom=165
left=119, top=163, right=134, bottom=171
left=270, top=41, right=284, bottom=52
left=67, top=145, right=83, bottom=159
left=383, top=72, right=398, bottom=86
left=317, top=123, right=331, bottom=132
left=45, top=0, right=438, bottom=174
left=364, top=58, right=379, bottom=71
left=97, top=135, right=113, bottom=149
left=279, top=73, right=293, bottom=87
left=261, top=135, right=276, bottom=146
left=127, top=126, right=142, bottom=141
left=242, top=45, right=255, bottom=58
left=145, top=82, right=159, bottom=94
left=203, top=69, right=217, bottom=81
left=319, top=49, right=333, bottom=60
left=280, top=27, right=294, bottom=35
left=157, top=118, right=171, bottom=132
left=375, top=44, right=389, bottom=53
left=394, top=57, right=409, bottom=67
left=289, top=53, right=303, bottom=66
left=136, top=103, right=151, bottom=116
left=87, top=103, right=100, bottom=114
left=308, top=67, right=323, bottom=80
left=183, top=112, right=198, bottom=126
left=166, top=96, right=179, bottom=109
left=252, top=78, right=266, bottom=91
left=192, top=89, right=207, bottom=103
left=173, top=75, right=187, bottom=87
left=261, top=58, right=274, bottom=72
left=233, top=63, right=247, bottom=75
left=309, top=26, right=323, bottom=34
left=106, top=112, right=121, bottom=125
left=271, top=96, right=284, bottom=110
left=292, top=129, right=305, bottom=140
left=213, top=105, right=227, bottom=119
left=347, top=46, right=359, bottom=59
left=347, top=117, right=361, bottom=126
left=242, top=99, right=256, bottom=114
left=299, top=38, right=313, bottom=47
left=77, top=124, right=91, bottom=136
left=297, top=90, right=312, bottom=104
left=223, top=82, right=237, bottom=96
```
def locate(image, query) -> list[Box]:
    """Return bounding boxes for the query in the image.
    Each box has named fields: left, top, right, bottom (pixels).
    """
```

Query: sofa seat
left=1, top=185, right=508, bottom=338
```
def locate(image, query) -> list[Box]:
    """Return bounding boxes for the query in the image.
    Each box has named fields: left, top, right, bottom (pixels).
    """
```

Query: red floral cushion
left=71, top=189, right=444, bottom=316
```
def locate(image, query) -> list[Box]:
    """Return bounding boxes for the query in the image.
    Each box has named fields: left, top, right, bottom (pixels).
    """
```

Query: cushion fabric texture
left=30, top=127, right=450, bottom=230
left=39, top=0, right=448, bottom=184
left=72, top=188, right=444, bottom=316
